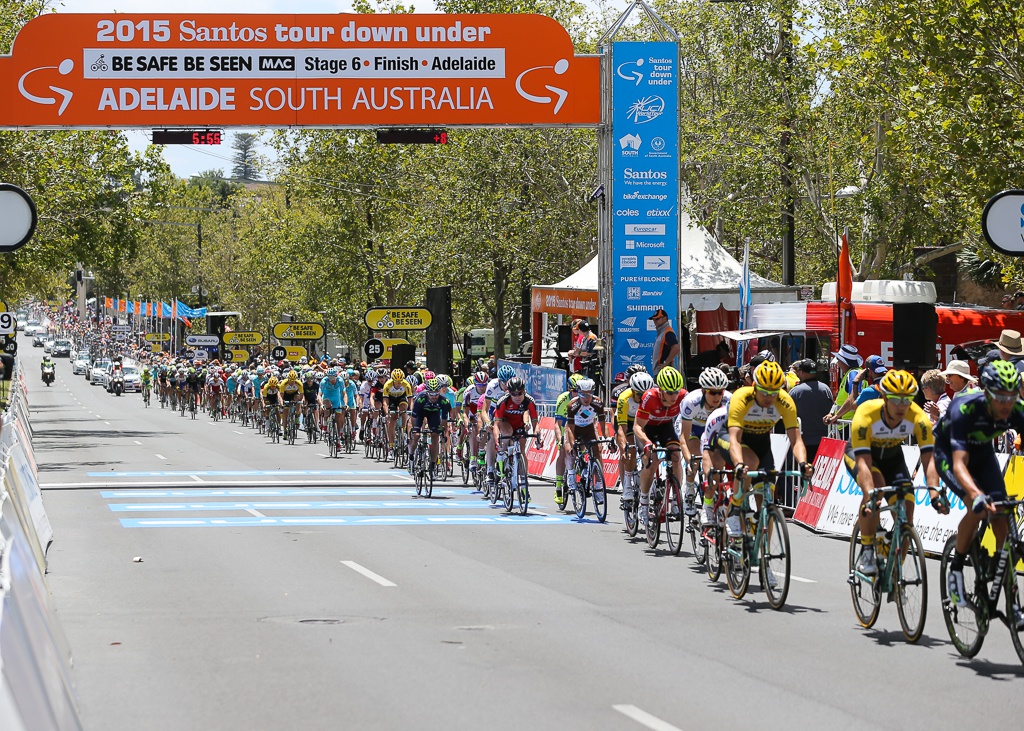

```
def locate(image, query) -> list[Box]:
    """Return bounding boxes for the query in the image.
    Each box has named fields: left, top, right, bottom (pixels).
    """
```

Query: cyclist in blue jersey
left=928, top=360, right=1024, bottom=620
left=318, top=368, right=347, bottom=449
left=342, top=370, right=360, bottom=435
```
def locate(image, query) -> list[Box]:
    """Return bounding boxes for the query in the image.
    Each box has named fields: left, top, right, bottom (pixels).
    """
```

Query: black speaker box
left=390, top=343, right=416, bottom=368
left=892, top=302, right=937, bottom=370
left=557, top=324, right=573, bottom=352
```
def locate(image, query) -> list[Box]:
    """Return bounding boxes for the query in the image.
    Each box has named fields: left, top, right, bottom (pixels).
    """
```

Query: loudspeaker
left=390, top=343, right=416, bottom=368
left=557, top=324, right=573, bottom=352
left=425, top=286, right=452, bottom=374
left=892, top=302, right=937, bottom=369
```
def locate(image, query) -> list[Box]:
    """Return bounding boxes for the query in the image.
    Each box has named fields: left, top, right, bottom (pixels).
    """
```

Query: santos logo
left=624, top=168, right=668, bottom=181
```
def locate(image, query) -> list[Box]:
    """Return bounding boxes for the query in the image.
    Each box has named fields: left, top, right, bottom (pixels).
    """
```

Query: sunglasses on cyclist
left=987, top=389, right=1018, bottom=404
left=885, top=395, right=914, bottom=406
left=660, top=389, right=680, bottom=397
left=705, top=389, right=724, bottom=396
left=509, top=389, right=526, bottom=396
left=755, top=386, right=780, bottom=396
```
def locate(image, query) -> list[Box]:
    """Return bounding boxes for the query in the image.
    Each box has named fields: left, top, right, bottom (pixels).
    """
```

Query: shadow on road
left=955, top=658, right=1024, bottom=678
left=858, top=628, right=947, bottom=649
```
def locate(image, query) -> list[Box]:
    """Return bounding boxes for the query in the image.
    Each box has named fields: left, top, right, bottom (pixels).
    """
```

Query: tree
left=231, top=133, right=260, bottom=181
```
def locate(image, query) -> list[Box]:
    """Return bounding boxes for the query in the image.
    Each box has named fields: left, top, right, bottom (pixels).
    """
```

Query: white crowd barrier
left=0, top=363, right=85, bottom=731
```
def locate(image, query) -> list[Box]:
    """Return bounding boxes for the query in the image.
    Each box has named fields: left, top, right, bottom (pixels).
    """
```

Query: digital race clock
left=152, top=130, right=223, bottom=145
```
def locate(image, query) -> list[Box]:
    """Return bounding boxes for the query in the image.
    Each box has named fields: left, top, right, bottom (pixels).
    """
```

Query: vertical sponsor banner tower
left=610, top=40, right=680, bottom=374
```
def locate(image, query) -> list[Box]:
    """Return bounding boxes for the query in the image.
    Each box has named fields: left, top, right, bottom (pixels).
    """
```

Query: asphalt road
left=24, top=347, right=1024, bottom=731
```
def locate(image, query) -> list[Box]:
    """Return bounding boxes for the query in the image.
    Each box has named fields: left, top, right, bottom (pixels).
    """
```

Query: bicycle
left=848, top=480, right=933, bottom=643
left=457, top=425, right=473, bottom=485
left=210, top=393, right=221, bottom=422
left=568, top=437, right=614, bottom=523
left=284, top=402, right=300, bottom=445
left=189, top=394, right=197, bottom=420
left=702, top=470, right=735, bottom=582
left=496, top=432, right=540, bottom=515
left=325, top=411, right=340, bottom=458
left=620, top=444, right=641, bottom=537
left=641, top=445, right=684, bottom=554
left=939, top=497, right=1024, bottom=663
left=341, top=414, right=356, bottom=454
left=142, top=383, right=151, bottom=408
left=410, top=427, right=435, bottom=498
left=305, top=403, right=319, bottom=443
left=723, top=468, right=805, bottom=609
left=393, top=416, right=409, bottom=469
left=266, top=404, right=281, bottom=444
left=685, top=456, right=706, bottom=561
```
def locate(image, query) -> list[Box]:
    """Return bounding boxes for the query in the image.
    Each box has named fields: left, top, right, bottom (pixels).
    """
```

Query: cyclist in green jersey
left=553, top=373, right=584, bottom=505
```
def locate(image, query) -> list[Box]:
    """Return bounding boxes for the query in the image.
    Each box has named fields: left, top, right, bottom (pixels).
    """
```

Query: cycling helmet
left=753, top=361, right=786, bottom=391
left=391, top=369, right=404, bottom=382
left=656, top=366, right=685, bottom=392
left=577, top=378, right=596, bottom=393
left=326, top=367, right=339, bottom=377
left=286, top=370, right=299, bottom=380
left=629, top=372, right=655, bottom=393
left=267, top=376, right=279, bottom=387
left=474, top=371, right=489, bottom=386
left=377, top=367, right=389, bottom=379
left=507, top=376, right=526, bottom=393
left=980, top=360, right=1021, bottom=393
left=878, top=369, right=919, bottom=398
left=423, top=370, right=436, bottom=380
left=568, top=373, right=584, bottom=390
left=299, top=356, right=308, bottom=364
left=303, top=370, right=314, bottom=380
left=256, top=366, right=265, bottom=375
left=497, top=365, right=516, bottom=382
left=405, top=360, right=417, bottom=371
left=626, top=363, right=648, bottom=376
left=756, top=349, right=777, bottom=363
left=437, top=374, right=452, bottom=388
left=425, top=377, right=441, bottom=394
left=699, top=367, right=730, bottom=391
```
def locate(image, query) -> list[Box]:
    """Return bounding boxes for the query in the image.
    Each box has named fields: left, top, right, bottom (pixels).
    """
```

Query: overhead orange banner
left=531, top=286, right=599, bottom=317
left=0, top=13, right=601, bottom=128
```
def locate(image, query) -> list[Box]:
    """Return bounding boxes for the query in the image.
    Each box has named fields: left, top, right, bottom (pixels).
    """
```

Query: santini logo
left=623, top=168, right=668, bottom=180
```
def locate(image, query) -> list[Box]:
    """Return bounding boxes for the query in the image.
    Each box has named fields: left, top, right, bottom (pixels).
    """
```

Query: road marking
left=155, top=454, right=167, bottom=460
left=107, top=500, right=545, bottom=512
left=233, top=431, right=243, bottom=435
left=133, top=440, right=142, bottom=445
left=119, top=515, right=573, bottom=528
left=245, top=508, right=266, bottom=518
left=90, top=469, right=404, bottom=477
left=190, top=475, right=204, bottom=483
left=317, top=453, right=329, bottom=458
left=341, top=560, right=396, bottom=587
left=104, top=421, right=110, bottom=425
left=791, top=576, right=817, bottom=584
left=98, top=488, right=461, bottom=497
left=612, top=705, right=684, bottom=731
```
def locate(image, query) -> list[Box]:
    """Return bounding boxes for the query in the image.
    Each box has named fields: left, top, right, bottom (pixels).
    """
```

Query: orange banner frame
left=0, top=13, right=600, bottom=128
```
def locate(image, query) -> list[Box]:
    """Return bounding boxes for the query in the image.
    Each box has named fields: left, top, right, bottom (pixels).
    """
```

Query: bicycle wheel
left=939, top=534, right=987, bottom=658
left=1005, top=545, right=1024, bottom=664
left=725, top=534, right=751, bottom=599
left=503, top=474, right=514, bottom=512
left=571, top=470, right=587, bottom=520
left=364, top=429, right=372, bottom=458
left=848, top=524, right=882, bottom=629
left=489, top=470, right=500, bottom=505
left=896, top=524, right=927, bottom=643
left=590, top=459, right=607, bottom=523
left=689, top=507, right=706, bottom=565
left=460, top=442, right=470, bottom=485
left=645, top=491, right=661, bottom=549
left=424, top=461, right=434, bottom=498
left=761, top=506, right=791, bottom=610
left=517, top=468, right=530, bottom=516
left=624, top=493, right=639, bottom=537
left=706, top=519, right=724, bottom=582
left=665, top=475, right=683, bottom=556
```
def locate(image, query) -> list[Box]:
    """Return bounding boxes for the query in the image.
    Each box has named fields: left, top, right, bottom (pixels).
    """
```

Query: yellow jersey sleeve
left=726, top=387, right=755, bottom=431
left=850, top=399, right=882, bottom=453
left=910, top=402, right=934, bottom=450
left=777, top=390, right=799, bottom=430
left=616, top=388, right=633, bottom=426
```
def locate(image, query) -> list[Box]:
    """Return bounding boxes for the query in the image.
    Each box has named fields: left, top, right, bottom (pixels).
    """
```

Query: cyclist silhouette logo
left=515, top=59, right=570, bottom=115
left=19, top=59, right=75, bottom=116
left=616, top=58, right=645, bottom=85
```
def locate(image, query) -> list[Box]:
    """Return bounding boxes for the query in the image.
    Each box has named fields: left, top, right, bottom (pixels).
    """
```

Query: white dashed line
left=133, top=440, right=142, bottom=445
left=245, top=508, right=265, bottom=518
left=190, top=475, right=204, bottom=483
left=104, top=421, right=110, bottom=425
left=612, top=705, right=684, bottom=731
left=233, top=431, right=243, bottom=435
left=155, top=454, right=167, bottom=460
left=340, top=560, right=396, bottom=587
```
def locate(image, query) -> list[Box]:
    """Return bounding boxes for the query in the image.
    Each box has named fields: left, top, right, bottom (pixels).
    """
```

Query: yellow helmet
left=879, top=369, right=918, bottom=398
left=391, top=369, right=405, bottom=382
left=655, top=366, right=684, bottom=392
left=267, top=376, right=279, bottom=387
left=753, top=361, right=786, bottom=391
left=286, top=370, right=299, bottom=380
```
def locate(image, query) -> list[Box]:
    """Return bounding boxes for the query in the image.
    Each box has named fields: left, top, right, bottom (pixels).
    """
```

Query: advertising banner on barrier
left=0, top=13, right=600, bottom=128
left=794, top=437, right=845, bottom=528
left=610, top=41, right=680, bottom=374
left=498, top=360, right=566, bottom=405
left=525, top=416, right=620, bottom=487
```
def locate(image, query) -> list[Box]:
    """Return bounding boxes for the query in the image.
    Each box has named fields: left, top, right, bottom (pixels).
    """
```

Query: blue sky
left=57, top=0, right=622, bottom=179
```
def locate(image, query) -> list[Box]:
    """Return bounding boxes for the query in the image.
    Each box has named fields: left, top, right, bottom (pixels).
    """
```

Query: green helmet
left=980, top=360, right=1021, bottom=394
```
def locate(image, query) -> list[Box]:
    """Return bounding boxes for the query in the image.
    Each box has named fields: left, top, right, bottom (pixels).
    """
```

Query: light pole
left=711, top=0, right=796, bottom=285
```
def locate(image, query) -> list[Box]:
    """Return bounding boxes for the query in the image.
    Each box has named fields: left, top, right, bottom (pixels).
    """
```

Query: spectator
left=567, top=319, right=584, bottom=372
left=574, top=321, right=598, bottom=375
left=996, top=329, right=1024, bottom=361
left=831, top=344, right=864, bottom=410
left=1001, top=294, right=1014, bottom=309
left=940, top=359, right=978, bottom=398
left=853, top=355, right=888, bottom=406
left=649, top=307, right=680, bottom=375
left=1015, top=292, right=1024, bottom=310
left=920, top=368, right=951, bottom=425
left=790, top=358, right=833, bottom=463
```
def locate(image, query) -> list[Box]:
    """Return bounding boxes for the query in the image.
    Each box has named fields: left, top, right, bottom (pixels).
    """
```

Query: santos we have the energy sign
left=0, top=13, right=600, bottom=127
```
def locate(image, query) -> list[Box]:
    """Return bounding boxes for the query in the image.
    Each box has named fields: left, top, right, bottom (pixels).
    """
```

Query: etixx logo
left=19, top=59, right=75, bottom=116
left=626, top=96, right=665, bottom=124
left=515, top=58, right=570, bottom=115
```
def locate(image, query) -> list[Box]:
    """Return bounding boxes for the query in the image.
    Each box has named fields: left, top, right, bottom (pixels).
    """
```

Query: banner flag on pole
left=736, top=238, right=752, bottom=367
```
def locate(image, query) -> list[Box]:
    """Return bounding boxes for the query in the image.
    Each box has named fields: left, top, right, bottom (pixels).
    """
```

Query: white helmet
left=698, top=367, right=729, bottom=391
left=629, top=372, right=655, bottom=393
left=577, top=378, right=596, bottom=393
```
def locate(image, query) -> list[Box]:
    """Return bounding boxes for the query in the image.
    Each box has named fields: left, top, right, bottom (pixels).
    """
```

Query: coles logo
left=626, top=95, right=665, bottom=124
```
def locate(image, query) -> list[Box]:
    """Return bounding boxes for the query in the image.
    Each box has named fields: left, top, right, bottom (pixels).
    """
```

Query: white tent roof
left=545, top=214, right=799, bottom=311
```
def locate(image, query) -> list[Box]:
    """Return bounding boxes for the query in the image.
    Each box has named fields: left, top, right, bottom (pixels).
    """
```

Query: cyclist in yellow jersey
left=280, top=370, right=303, bottom=431
left=616, top=371, right=654, bottom=507
left=724, top=361, right=813, bottom=538
left=382, top=369, right=413, bottom=456
left=848, top=370, right=942, bottom=576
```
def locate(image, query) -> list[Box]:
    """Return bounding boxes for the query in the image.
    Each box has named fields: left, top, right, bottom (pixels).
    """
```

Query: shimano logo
left=624, top=168, right=668, bottom=180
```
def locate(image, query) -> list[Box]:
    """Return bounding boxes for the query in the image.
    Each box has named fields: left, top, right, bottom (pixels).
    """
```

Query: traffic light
left=76, top=269, right=83, bottom=284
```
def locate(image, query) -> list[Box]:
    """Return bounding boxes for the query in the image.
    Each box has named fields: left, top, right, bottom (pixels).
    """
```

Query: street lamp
left=710, top=0, right=795, bottom=286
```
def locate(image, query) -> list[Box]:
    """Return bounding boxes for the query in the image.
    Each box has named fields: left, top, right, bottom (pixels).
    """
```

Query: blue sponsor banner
left=497, top=360, right=567, bottom=405
left=611, top=41, right=680, bottom=374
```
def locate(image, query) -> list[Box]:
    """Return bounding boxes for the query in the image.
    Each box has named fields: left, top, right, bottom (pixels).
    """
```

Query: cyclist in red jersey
left=632, top=367, right=687, bottom=527
left=491, top=377, right=540, bottom=459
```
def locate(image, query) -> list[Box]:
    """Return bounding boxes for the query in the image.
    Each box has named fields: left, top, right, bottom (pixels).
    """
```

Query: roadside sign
left=272, top=322, right=324, bottom=340
left=115, top=333, right=126, bottom=341
left=4, top=340, right=17, bottom=355
left=982, top=189, right=1024, bottom=256
left=382, top=338, right=410, bottom=359
left=271, top=345, right=287, bottom=360
left=145, top=332, right=171, bottom=342
left=226, top=349, right=249, bottom=362
left=185, top=334, right=220, bottom=347
left=185, top=349, right=197, bottom=359
left=0, top=312, right=15, bottom=335
left=193, top=349, right=209, bottom=361
left=364, top=307, right=432, bottom=330
left=111, top=324, right=130, bottom=333
left=364, top=338, right=385, bottom=360
left=286, top=346, right=307, bottom=361
left=223, top=331, right=264, bottom=346
left=0, top=184, right=36, bottom=252
left=151, top=343, right=161, bottom=353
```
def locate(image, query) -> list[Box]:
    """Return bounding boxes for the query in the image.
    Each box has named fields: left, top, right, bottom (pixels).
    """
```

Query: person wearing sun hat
left=940, top=359, right=978, bottom=398
left=995, top=329, right=1024, bottom=361
left=830, top=344, right=864, bottom=410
